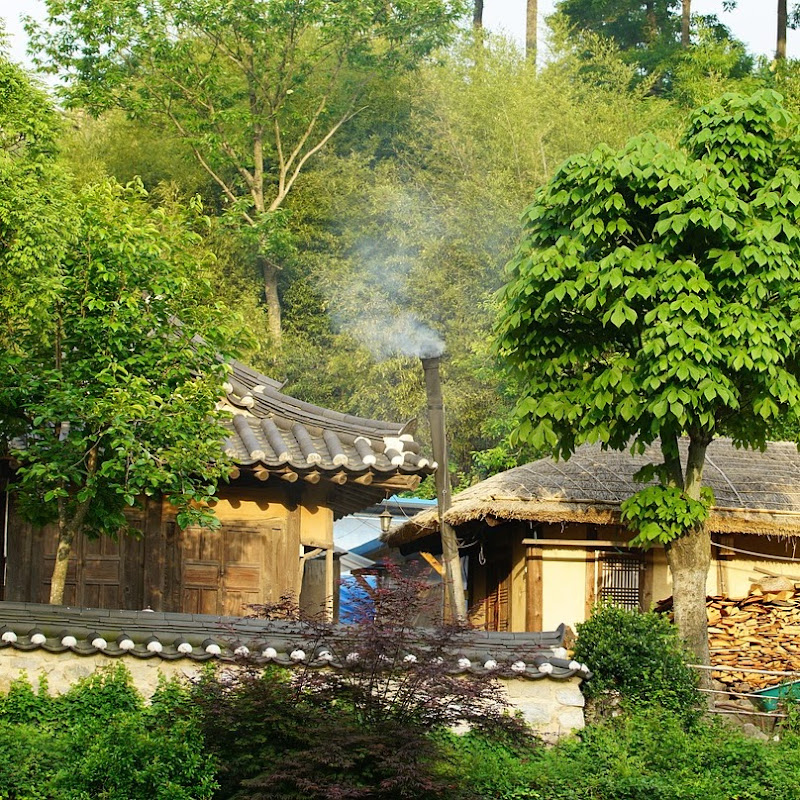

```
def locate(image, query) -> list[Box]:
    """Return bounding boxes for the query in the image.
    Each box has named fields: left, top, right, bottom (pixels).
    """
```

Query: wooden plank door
left=485, top=548, right=512, bottom=632
left=181, top=526, right=224, bottom=615
left=41, top=529, right=123, bottom=608
left=180, top=519, right=295, bottom=616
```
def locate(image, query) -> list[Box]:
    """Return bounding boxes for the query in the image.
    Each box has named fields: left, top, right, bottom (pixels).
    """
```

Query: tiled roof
left=0, top=602, right=591, bottom=681
left=221, top=360, right=434, bottom=515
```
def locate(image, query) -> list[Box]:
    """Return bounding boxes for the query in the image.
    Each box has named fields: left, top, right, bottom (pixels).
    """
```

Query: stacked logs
left=657, top=577, right=800, bottom=692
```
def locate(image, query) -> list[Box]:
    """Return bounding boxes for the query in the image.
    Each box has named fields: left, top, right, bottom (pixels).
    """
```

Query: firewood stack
left=656, top=576, right=800, bottom=692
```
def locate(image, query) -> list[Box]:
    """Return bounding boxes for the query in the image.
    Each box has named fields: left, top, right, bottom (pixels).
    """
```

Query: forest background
left=5, top=0, right=800, bottom=495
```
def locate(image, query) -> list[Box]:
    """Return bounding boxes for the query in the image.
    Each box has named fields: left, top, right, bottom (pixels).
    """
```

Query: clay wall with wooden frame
left=3, top=480, right=335, bottom=617
left=467, top=521, right=800, bottom=634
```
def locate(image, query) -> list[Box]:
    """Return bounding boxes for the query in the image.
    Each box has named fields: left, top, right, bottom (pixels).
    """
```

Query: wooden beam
left=419, top=551, right=444, bottom=576
left=522, top=538, right=640, bottom=549
left=525, top=545, right=543, bottom=631
left=303, top=472, right=321, bottom=484
left=353, top=473, right=374, bottom=485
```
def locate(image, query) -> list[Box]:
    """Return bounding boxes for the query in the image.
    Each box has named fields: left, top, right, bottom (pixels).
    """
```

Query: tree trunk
left=49, top=525, right=75, bottom=605
left=666, top=436, right=711, bottom=688
left=473, top=0, right=483, bottom=29
left=645, top=1, right=658, bottom=43
left=262, top=260, right=282, bottom=345
left=526, top=0, right=537, bottom=63
left=48, top=448, right=97, bottom=605
left=778, top=0, right=788, bottom=60
left=681, top=0, right=691, bottom=48
left=665, top=525, right=711, bottom=669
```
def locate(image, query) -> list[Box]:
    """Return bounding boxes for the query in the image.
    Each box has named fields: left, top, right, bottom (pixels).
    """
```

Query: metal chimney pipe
left=421, top=356, right=467, bottom=622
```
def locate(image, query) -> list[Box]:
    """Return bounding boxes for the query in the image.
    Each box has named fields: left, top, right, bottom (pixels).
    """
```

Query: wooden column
left=325, top=546, right=335, bottom=622
left=715, top=534, right=734, bottom=596
left=525, top=545, right=543, bottom=631
left=584, top=549, right=597, bottom=618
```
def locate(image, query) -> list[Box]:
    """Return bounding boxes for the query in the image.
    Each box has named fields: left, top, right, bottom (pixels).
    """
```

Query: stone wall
left=0, top=602, right=588, bottom=741
left=0, top=646, right=585, bottom=741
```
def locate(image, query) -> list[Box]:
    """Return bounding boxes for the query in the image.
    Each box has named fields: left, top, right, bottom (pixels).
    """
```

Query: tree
left=779, top=0, right=788, bottom=60
left=0, top=64, right=239, bottom=603
left=496, top=90, right=800, bottom=664
left=555, top=0, right=682, bottom=73
left=474, top=0, right=484, bottom=30
left=527, top=0, right=538, bottom=62
left=0, top=55, right=73, bottom=357
left=29, top=0, right=465, bottom=344
left=682, top=0, right=691, bottom=48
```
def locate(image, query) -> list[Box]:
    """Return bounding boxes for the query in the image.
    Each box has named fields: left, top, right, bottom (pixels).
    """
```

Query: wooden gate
left=180, top=519, right=297, bottom=616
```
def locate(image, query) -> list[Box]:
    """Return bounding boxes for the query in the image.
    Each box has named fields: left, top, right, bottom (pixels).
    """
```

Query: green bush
left=0, top=666, right=216, bottom=800
left=446, top=710, right=800, bottom=800
left=574, top=603, right=700, bottom=719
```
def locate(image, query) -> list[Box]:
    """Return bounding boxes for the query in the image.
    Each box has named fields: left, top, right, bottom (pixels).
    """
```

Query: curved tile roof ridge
left=0, top=602, right=591, bottom=682
left=228, top=359, right=413, bottom=439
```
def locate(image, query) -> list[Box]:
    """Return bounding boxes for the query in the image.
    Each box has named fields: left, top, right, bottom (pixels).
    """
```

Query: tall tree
left=497, top=90, right=800, bottom=664
left=0, top=59, right=239, bottom=603
left=474, top=0, right=484, bottom=29
left=527, top=0, right=538, bottom=62
left=682, top=0, right=691, bottom=47
left=778, top=0, right=788, bottom=59
left=5, top=180, right=238, bottom=605
left=29, top=0, right=464, bottom=345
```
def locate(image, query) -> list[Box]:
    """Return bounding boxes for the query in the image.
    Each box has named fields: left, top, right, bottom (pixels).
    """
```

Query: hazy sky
left=2, top=1, right=798, bottom=68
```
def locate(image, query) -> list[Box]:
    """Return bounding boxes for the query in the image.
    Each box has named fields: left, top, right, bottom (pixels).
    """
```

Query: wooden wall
left=3, top=482, right=334, bottom=615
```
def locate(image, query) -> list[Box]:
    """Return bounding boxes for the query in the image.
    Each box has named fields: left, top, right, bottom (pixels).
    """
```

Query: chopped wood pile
left=657, top=576, right=800, bottom=692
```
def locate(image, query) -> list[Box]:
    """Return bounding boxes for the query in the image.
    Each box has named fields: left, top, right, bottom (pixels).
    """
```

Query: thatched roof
left=385, top=439, right=800, bottom=546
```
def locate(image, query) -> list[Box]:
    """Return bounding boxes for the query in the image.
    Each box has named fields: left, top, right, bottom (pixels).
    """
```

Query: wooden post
left=525, top=545, right=543, bottom=631
left=584, top=549, right=596, bottom=618
left=325, top=546, right=334, bottom=622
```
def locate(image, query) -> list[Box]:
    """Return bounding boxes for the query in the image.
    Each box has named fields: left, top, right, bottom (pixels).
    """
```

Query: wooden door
left=41, top=530, right=123, bottom=608
left=485, top=548, right=512, bottom=632
left=180, top=519, right=295, bottom=616
left=181, top=526, right=224, bottom=615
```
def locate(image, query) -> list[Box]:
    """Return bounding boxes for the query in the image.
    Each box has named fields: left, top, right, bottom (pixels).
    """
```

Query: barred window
left=598, top=552, right=644, bottom=611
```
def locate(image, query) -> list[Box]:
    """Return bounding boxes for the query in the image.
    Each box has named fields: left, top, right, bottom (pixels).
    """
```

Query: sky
left=2, top=0, right=798, bottom=69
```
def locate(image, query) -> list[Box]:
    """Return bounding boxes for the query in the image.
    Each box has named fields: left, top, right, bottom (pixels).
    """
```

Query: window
left=598, top=551, right=644, bottom=611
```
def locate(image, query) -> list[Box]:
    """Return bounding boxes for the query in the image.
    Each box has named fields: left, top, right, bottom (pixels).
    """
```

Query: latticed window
left=598, top=552, right=644, bottom=611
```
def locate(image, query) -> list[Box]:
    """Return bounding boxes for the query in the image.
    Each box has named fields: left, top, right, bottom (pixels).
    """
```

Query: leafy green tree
left=0, top=62, right=239, bottom=603
left=497, top=89, right=800, bottom=664
left=0, top=55, right=74, bottom=365
left=555, top=0, right=683, bottom=74
left=3, top=179, right=238, bottom=605
left=30, top=0, right=466, bottom=344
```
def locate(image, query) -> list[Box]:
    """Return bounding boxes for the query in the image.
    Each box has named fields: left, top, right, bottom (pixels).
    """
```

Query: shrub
left=574, top=603, right=700, bottom=719
left=192, top=567, right=526, bottom=799
left=0, top=666, right=217, bottom=800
